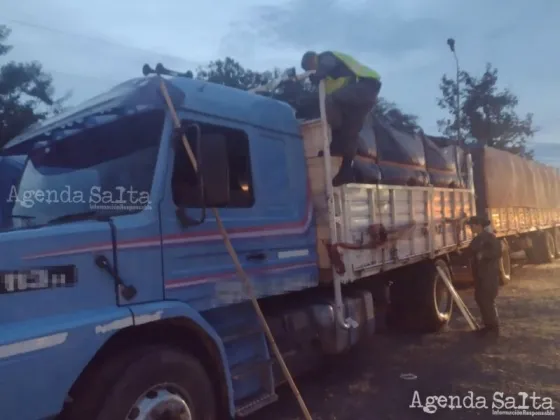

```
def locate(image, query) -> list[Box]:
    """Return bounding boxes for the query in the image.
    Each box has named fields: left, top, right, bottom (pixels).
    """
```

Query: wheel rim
left=501, top=243, right=511, bottom=277
left=434, top=270, right=452, bottom=318
left=126, top=384, right=192, bottom=420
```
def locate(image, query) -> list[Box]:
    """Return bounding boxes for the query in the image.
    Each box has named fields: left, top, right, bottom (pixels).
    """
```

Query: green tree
left=437, top=63, right=535, bottom=157
left=195, top=57, right=274, bottom=90
left=0, top=25, right=68, bottom=146
left=196, top=56, right=419, bottom=131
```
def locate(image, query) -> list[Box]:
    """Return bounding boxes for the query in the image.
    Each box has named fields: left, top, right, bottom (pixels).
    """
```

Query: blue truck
left=0, top=74, right=480, bottom=420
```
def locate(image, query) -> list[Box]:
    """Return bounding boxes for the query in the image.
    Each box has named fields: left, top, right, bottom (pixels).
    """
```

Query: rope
left=158, top=79, right=313, bottom=420
left=332, top=222, right=418, bottom=251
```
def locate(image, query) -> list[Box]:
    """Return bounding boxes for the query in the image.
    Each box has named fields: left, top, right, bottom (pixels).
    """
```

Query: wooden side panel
left=300, top=119, right=483, bottom=284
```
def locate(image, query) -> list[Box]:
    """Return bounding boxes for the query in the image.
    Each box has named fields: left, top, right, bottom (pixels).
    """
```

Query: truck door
left=248, top=129, right=317, bottom=293
left=160, top=117, right=268, bottom=308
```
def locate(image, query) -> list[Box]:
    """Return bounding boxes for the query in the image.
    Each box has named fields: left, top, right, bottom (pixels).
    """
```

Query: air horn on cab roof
left=142, top=63, right=193, bottom=78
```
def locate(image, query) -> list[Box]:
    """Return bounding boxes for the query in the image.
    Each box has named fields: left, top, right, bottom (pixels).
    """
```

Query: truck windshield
left=10, top=109, right=165, bottom=227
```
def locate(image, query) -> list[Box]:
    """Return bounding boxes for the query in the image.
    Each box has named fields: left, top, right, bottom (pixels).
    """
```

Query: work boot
left=487, top=326, right=500, bottom=337
left=475, top=326, right=499, bottom=338
left=332, top=159, right=354, bottom=187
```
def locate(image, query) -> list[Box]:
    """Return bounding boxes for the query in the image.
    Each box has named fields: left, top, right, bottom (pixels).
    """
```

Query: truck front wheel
left=63, top=345, right=217, bottom=420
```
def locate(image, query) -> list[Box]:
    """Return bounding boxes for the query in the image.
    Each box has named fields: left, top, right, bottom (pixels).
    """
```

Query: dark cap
left=466, top=216, right=491, bottom=227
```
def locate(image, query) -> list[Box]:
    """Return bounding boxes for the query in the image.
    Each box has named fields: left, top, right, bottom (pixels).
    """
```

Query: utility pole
left=447, top=38, right=461, bottom=145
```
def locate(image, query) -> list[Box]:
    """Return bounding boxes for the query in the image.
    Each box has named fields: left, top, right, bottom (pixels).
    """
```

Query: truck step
left=235, top=392, right=279, bottom=417
left=221, top=327, right=263, bottom=344
left=231, top=357, right=273, bottom=380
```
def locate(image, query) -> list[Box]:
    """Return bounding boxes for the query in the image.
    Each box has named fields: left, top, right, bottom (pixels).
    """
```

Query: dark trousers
left=325, top=78, right=381, bottom=161
left=474, top=280, right=499, bottom=329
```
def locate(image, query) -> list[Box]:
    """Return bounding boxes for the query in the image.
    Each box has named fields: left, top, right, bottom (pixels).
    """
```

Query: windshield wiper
left=46, top=211, right=109, bottom=225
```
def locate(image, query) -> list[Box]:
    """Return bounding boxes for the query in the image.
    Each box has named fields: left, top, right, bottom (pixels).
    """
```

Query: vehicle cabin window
left=172, top=123, right=254, bottom=208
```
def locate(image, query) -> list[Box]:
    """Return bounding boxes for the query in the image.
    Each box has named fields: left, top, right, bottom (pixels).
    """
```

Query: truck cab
left=0, top=75, right=331, bottom=420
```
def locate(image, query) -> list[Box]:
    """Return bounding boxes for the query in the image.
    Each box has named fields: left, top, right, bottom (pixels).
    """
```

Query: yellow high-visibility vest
left=324, top=51, right=380, bottom=95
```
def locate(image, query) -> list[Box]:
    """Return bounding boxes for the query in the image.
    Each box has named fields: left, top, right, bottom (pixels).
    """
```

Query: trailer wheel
left=499, top=239, right=511, bottom=286
left=389, top=259, right=453, bottom=333
left=62, top=345, right=217, bottom=420
left=528, top=231, right=555, bottom=264
left=547, top=231, right=557, bottom=261
left=525, top=243, right=537, bottom=263
left=554, top=227, right=560, bottom=258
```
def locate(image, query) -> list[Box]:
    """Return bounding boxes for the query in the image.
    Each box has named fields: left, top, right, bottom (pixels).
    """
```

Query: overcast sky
left=2, top=0, right=559, bottom=165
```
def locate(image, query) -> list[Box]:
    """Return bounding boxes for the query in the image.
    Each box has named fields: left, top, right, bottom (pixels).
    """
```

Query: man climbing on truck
left=301, top=50, right=381, bottom=186
left=466, top=216, right=502, bottom=337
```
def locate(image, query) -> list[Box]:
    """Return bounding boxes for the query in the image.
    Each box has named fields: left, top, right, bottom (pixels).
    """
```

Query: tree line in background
left=0, top=25, right=68, bottom=145
left=0, top=24, right=535, bottom=157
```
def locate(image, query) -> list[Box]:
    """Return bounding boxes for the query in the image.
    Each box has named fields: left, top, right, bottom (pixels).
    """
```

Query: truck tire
left=388, top=259, right=453, bottom=333
left=62, top=345, right=217, bottom=420
left=547, top=231, right=557, bottom=261
left=528, top=231, right=555, bottom=264
left=499, top=239, right=511, bottom=286
left=525, top=243, right=537, bottom=263
left=555, top=227, right=560, bottom=258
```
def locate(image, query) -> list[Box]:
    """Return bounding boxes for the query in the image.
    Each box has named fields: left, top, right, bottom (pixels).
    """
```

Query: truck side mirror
left=173, top=123, right=206, bottom=227
left=200, top=133, right=230, bottom=207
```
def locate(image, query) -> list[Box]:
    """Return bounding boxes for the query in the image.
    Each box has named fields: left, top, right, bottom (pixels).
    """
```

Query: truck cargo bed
left=301, top=119, right=476, bottom=283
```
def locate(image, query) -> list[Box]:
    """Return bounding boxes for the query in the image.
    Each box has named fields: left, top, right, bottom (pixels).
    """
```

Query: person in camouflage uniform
left=466, top=216, right=502, bottom=337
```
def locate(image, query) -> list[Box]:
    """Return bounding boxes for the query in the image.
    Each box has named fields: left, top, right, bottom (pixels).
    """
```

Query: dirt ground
left=248, top=258, right=560, bottom=420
